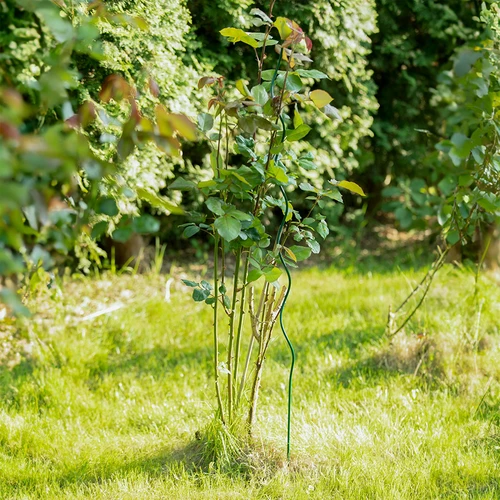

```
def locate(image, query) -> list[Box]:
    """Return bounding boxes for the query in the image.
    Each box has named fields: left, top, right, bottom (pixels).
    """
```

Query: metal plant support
left=271, top=48, right=296, bottom=461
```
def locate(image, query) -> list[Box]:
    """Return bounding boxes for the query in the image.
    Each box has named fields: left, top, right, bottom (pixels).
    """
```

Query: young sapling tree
left=179, top=5, right=366, bottom=460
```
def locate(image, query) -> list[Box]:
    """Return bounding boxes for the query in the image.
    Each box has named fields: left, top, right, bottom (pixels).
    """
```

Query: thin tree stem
left=233, top=251, right=250, bottom=403
left=227, top=247, right=241, bottom=423
left=213, top=233, right=225, bottom=424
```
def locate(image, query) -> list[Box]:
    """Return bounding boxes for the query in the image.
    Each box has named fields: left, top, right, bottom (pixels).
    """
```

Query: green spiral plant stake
left=180, top=7, right=366, bottom=464
left=270, top=47, right=295, bottom=461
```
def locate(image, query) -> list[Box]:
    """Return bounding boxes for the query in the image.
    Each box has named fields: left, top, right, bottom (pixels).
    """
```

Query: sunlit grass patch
left=1, top=265, right=499, bottom=499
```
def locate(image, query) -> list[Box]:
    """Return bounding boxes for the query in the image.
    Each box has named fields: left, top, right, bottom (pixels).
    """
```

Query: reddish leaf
left=99, top=75, right=132, bottom=103
left=208, top=98, right=218, bottom=110
left=0, top=121, right=20, bottom=141
left=1, top=89, right=24, bottom=111
left=64, top=115, right=80, bottom=129
left=149, top=76, right=160, bottom=97
left=198, top=76, right=216, bottom=89
left=78, top=101, right=97, bottom=127
left=154, top=135, right=181, bottom=155
left=130, top=98, right=141, bottom=123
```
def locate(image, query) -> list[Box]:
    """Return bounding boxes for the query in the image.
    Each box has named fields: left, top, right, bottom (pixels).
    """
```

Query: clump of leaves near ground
left=179, top=5, right=365, bottom=462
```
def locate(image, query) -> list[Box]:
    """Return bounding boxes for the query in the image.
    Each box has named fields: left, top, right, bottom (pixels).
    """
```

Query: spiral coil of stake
left=270, top=48, right=295, bottom=461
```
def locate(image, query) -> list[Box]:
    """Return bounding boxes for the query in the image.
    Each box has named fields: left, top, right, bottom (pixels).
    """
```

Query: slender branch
left=227, top=247, right=241, bottom=423
left=233, top=250, right=250, bottom=403
left=213, top=233, right=226, bottom=423
left=238, top=282, right=268, bottom=405
left=387, top=247, right=449, bottom=337
left=215, top=116, right=223, bottom=179
left=256, top=0, right=277, bottom=84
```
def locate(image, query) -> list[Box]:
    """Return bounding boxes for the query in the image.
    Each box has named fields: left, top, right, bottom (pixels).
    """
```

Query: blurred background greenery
left=1, top=0, right=499, bottom=308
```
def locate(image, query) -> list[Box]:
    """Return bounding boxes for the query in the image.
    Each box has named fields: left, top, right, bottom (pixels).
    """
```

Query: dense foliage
left=382, top=2, right=500, bottom=245
left=2, top=0, right=500, bottom=314
left=0, top=0, right=194, bottom=311
left=368, top=0, right=477, bottom=194
left=187, top=0, right=378, bottom=195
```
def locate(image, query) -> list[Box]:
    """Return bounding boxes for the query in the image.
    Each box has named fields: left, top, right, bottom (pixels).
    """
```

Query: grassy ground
left=1, top=259, right=500, bottom=499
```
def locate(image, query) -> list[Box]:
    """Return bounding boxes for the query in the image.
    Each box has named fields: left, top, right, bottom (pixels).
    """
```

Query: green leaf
left=453, top=49, right=482, bottom=77
left=220, top=27, right=259, bottom=48
left=477, top=194, right=498, bottom=213
left=299, top=182, right=317, bottom=193
left=198, top=180, right=217, bottom=189
left=264, top=267, right=282, bottom=282
left=294, top=69, right=329, bottom=79
left=182, top=279, right=199, bottom=287
left=448, top=133, right=472, bottom=166
left=214, top=215, right=241, bottom=241
left=458, top=174, right=473, bottom=187
left=336, top=180, right=366, bottom=197
left=201, top=280, right=213, bottom=291
left=230, top=171, right=251, bottom=186
left=286, top=124, right=311, bottom=142
left=261, top=69, right=284, bottom=81
left=323, top=104, right=341, bottom=120
left=239, top=115, right=279, bottom=135
left=250, top=85, right=268, bottom=105
left=37, top=7, right=74, bottom=43
left=133, top=215, right=160, bottom=234
left=91, top=221, right=108, bottom=239
left=98, top=198, right=118, bottom=216
left=198, top=113, right=214, bottom=132
left=183, top=225, right=200, bottom=238
left=247, top=269, right=263, bottom=283
left=193, top=288, right=210, bottom=302
left=136, top=188, right=184, bottom=214
left=316, top=220, right=329, bottom=239
left=306, top=238, right=320, bottom=254
left=206, top=197, right=225, bottom=216
left=395, top=207, right=413, bottom=229
left=324, top=189, right=343, bottom=203
left=168, top=178, right=197, bottom=190
left=310, top=89, right=333, bottom=108
left=298, top=158, right=317, bottom=171
left=446, top=230, right=460, bottom=246
left=112, top=226, right=133, bottom=243
left=268, top=163, right=289, bottom=184
left=273, top=17, right=292, bottom=40
left=250, top=8, right=272, bottom=24
left=286, top=74, right=303, bottom=93
left=289, top=245, right=311, bottom=261
left=226, top=209, right=252, bottom=221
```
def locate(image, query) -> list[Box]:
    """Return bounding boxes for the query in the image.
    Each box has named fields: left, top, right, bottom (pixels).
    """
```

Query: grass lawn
left=1, top=261, right=499, bottom=499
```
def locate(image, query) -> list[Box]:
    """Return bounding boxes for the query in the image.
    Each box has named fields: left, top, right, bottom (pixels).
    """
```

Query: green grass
left=1, top=263, right=500, bottom=499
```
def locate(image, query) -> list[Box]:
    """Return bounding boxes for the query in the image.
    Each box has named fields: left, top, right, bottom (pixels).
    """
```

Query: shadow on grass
left=278, top=324, right=445, bottom=389
left=269, top=325, right=387, bottom=369
left=100, top=343, right=213, bottom=377
left=4, top=439, right=208, bottom=494
left=327, top=332, right=445, bottom=388
left=9, top=435, right=278, bottom=495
